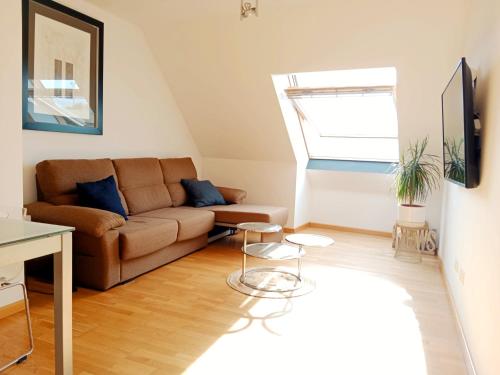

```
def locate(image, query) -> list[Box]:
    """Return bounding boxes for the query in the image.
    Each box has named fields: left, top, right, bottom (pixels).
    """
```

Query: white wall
left=308, top=171, right=396, bottom=232
left=203, top=157, right=296, bottom=227
left=0, top=0, right=23, bottom=210
left=93, top=0, right=466, bottom=232
left=271, top=74, right=311, bottom=227
left=22, top=0, right=201, bottom=204
left=160, top=0, right=466, bottom=232
left=439, top=0, right=500, bottom=374
left=273, top=71, right=401, bottom=232
left=0, top=0, right=24, bottom=307
left=1, top=0, right=202, bottom=307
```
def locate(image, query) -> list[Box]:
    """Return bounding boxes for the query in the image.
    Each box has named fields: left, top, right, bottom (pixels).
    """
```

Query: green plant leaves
left=393, top=137, right=441, bottom=206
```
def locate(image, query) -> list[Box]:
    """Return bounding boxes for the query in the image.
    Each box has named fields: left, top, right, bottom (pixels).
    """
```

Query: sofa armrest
left=25, top=202, right=125, bottom=238
left=216, top=186, right=247, bottom=204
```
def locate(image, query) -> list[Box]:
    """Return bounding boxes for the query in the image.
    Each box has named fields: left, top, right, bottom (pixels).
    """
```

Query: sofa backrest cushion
left=112, top=158, right=172, bottom=214
left=36, top=159, right=129, bottom=214
left=159, top=157, right=197, bottom=207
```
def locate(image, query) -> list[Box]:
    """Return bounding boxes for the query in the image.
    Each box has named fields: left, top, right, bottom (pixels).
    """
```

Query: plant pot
left=397, top=204, right=426, bottom=224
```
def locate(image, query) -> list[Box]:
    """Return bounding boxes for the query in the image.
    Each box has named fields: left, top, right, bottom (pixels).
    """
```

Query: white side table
left=227, top=223, right=324, bottom=298
left=0, top=219, right=74, bottom=374
left=393, top=221, right=428, bottom=263
left=236, top=222, right=300, bottom=292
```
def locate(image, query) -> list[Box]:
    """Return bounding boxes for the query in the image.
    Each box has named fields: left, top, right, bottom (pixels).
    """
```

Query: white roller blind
left=286, top=69, right=399, bottom=162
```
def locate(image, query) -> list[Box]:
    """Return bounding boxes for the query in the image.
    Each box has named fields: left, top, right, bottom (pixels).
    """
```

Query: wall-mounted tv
left=441, top=57, right=480, bottom=188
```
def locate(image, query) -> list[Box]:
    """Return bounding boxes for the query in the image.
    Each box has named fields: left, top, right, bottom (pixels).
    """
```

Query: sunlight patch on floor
left=184, top=266, right=428, bottom=375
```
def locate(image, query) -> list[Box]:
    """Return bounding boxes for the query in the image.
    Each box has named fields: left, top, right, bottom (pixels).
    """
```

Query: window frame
left=287, top=73, right=399, bottom=167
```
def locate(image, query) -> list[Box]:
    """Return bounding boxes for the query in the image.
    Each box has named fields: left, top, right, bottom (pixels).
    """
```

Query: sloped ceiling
left=89, top=0, right=296, bottom=161
left=88, top=0, right=466, bottom=162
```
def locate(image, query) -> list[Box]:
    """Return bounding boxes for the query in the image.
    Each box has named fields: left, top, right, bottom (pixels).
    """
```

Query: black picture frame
left=22, top=0, right=104, bottom=135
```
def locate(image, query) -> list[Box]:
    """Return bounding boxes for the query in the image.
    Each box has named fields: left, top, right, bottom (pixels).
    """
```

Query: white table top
left=236, top=222, right=282, bottom=233
left=0, top=219, right=74, bottom=248
left=285, top=233, right=334, bottom=247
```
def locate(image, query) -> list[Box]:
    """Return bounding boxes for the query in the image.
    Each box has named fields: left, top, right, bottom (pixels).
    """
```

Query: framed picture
left=22, top=0, right=104, bottom=135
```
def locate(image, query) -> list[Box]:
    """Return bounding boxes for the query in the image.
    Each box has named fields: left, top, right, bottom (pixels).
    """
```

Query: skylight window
left=285, top=67, right=399, bottom=163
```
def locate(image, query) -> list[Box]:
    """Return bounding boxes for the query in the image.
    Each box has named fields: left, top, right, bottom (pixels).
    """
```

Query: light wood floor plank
left=1, top=228, right=466, bottom=374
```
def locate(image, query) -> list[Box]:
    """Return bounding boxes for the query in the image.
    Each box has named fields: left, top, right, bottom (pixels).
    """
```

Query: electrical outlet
left=454, top=260, right=459, bottom=273
left=459, top=268, right=465, bottom=285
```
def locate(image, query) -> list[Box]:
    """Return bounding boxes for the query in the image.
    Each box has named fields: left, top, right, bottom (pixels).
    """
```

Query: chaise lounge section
left=26, top=157, right=288, bottom=290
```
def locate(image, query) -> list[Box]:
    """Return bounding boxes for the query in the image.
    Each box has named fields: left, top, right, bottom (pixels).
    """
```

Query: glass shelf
left=236, top=222, right=282, bottom=233
left=242, top=242, right=304, bottom=260
left=285, top=233, right=334, bottom=247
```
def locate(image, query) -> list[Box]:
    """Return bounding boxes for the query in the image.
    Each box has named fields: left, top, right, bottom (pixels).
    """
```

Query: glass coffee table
left=227, top=223, right=333, bottom=298
left=285, top=233, right=334, bottom=250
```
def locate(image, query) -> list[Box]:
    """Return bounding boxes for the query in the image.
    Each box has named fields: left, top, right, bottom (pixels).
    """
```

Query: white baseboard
left=440, top=263, right=477, bottom=375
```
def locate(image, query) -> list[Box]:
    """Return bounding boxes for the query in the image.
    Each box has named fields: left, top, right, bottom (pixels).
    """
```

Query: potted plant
left=393, top=137, right=440, bottom=224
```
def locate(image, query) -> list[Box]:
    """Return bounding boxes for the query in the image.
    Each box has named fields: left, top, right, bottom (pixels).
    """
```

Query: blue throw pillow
left=76, top=175, right=128, bottom=219
left=181, top=179, right=226, bottom=208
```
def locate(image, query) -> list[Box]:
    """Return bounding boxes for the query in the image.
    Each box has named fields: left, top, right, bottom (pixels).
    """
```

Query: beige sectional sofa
left=26, top=157, right=288, bottom=290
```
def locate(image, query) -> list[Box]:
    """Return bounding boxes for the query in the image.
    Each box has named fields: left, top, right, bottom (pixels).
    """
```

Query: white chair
left=0, top=207, right=34, bottom=372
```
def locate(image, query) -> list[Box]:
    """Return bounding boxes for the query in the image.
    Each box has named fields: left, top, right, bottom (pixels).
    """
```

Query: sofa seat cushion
left=136, top=207, right=214, bottom=241
left=118, top=216, right=178, bottom=260
left=198, top=204, right=288, bottom=226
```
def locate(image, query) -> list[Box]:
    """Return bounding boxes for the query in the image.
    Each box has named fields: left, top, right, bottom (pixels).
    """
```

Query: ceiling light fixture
left=240, top=0, right=258, bottom=19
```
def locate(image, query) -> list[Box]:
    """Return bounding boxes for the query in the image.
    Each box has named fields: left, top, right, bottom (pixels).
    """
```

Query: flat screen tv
left=441, top=57, right=480, bottom=188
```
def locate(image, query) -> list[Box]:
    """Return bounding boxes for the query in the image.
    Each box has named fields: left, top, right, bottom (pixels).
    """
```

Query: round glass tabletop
left=285, top=233, right=334, bottom=247
left=243, top=242, right=305, bottom=260
left=236, top=222, right=282, bottom=233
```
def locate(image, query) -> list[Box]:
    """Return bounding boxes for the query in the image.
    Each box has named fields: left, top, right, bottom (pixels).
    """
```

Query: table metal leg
left=394, top=225, right=402, bottom=258
left=0, top=282, right=34, bottom=373
left=54, top=232, right=73, bottom=375
left=241, top=230, right=248, bottom=283
left=297, top=244, right=302, bottom=281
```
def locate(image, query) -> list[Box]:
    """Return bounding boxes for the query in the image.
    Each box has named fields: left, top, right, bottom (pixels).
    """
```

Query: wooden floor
left=1, top=228, right=467, bottom=375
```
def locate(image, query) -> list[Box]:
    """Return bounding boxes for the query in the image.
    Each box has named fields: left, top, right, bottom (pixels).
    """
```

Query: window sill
left=306, top=159, right=396, bottom=174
